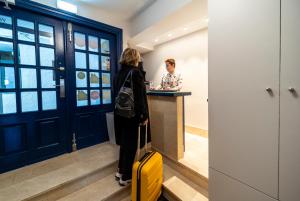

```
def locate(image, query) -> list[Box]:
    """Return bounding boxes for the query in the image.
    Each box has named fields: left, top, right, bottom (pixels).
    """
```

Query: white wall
left=130, top=0, right=192, bottom=36
left=30, top=0, right=130, bottom=48
left=142, top=29, right=208, bottom=130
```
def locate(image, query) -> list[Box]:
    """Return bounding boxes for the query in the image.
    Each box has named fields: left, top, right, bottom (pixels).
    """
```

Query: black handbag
left=115, top=70, right=136, bottom=118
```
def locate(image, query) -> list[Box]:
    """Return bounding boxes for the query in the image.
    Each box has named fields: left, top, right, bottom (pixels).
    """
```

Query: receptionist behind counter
left=155, top=58, right=183, bottom=91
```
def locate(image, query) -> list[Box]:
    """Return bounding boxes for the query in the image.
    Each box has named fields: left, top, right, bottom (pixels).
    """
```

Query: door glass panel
left=88, top=36, right=98, bottom=52
left=18, top=44, right=36, bottom=65
left=40, top=47, right=55, bottom=67
left=77, top=90, right=88, bottom=106
left=0, top=28, right=12, bottom=39
left=101, top=39, right=110, bottom=54
left=0, top=67, right=15, bottom=89
left=17, top=19, right=35, bottom=42
left=0, top=14, right=12, bottom=25
left=42, top=91, right=57, bottom=110
left=102, top=89, right=111, bottom=104
left=0, top=41, right=14, bottom=64
left=17, top=19, right=34, bottom=29
left=74, top=32, right=86, bottom=50
left=18, top=31, right=35, bottom=42
left=41, top=69, right=55, bottom=88
left=76, top=71, right=87, bottom=87
left=19, top=68, right=37, bottom=88
left=21, top=91, right=38, bottom=112
left=75, top=52, right=87, bottom=69
left=90, top=72, right=99, bottom=87
left=0, top=92, right=16, bottom=114
left=90, top=90, right=100, bottom=105
left=101, top=56, right=110, bottom=71
left=89, top=54, right=99, bottom=70
left=102, top=73, right=111, bottom=87
left=39, top=24, right=54, bottom=45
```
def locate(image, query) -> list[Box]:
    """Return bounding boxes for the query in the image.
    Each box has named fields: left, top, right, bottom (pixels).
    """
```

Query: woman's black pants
left=118, top=146, right=137, bottom=180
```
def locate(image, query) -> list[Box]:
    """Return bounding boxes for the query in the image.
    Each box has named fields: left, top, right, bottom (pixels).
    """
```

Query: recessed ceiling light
left=154, top=39, right=159, bottom=42
left=204, top=17, right=209, bottom=23
left=168, top=33, right=172, bottom=37
left=57, top=0, right=78, bottom=14
left=183, top=27, right=188, bottom=31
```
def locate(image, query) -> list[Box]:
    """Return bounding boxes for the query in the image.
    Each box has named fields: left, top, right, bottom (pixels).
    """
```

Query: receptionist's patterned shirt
left=158, top=72, right=183, bottom=91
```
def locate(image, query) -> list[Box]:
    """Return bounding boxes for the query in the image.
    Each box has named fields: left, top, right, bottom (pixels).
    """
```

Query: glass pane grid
left=0, top=92, right=17, bottom=114
left=0, top=41, right=14, bottom=64
left=42, top=90, right=57, bottom=110
left=74, top=32, right=86, bottom=50
left=74, top=35, right=112, bottom=107
left=0, top=66, right=15, bottom=89
left=100, top=38, right=110, bottom=54
left=39, top=24, right=54, bottom=45
left=18, top=43, right=36, bottom=66
left=39, top=47, right=55, bottom=67
left=21, top=91, right=38, bottom=112
left=19, top=68, right=37, bottom=89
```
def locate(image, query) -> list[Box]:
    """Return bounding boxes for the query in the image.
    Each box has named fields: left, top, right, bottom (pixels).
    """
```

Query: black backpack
left=115, top=70, right=135, bottom=118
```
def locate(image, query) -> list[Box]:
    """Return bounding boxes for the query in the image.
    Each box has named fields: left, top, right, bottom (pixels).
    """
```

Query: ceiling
left=129, top=0, right=208, bottom=53
left=77, top=0, right=157, bottom=20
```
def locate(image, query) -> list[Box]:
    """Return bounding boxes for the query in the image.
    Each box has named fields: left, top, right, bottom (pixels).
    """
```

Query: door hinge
left=0, top=0, right=14, bottom=10
left=67, top=22, right=73, bottom=42
left=72, top=133, right=77, bottom=152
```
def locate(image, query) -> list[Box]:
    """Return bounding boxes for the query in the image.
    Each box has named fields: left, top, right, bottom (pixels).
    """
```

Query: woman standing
left=113, top=48, right=150, bottom=186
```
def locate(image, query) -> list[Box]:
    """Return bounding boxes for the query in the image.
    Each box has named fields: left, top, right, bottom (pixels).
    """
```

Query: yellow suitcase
left=132, top=125, right=163, bottom=201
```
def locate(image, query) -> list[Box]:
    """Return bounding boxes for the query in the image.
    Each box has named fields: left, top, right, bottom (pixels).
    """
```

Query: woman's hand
left=140, top=118, right=148, bottom=126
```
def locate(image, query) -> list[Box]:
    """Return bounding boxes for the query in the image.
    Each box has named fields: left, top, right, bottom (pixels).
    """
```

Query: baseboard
left=185, top=125, right=208, bottom=138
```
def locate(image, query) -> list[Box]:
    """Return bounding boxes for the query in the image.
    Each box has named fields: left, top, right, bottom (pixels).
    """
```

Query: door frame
left=11, top=0, right=123, bottom=152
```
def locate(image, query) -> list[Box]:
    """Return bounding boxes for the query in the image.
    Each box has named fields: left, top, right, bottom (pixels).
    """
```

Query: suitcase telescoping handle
left=137, top=124, right=148, bottom=160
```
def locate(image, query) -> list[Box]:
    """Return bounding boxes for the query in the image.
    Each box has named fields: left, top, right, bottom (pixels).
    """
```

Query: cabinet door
left=280, top=1, right=300, bottom=200
left=209, top=168, right=277, bottom=201
left=208, top=0, right=280, bottom=198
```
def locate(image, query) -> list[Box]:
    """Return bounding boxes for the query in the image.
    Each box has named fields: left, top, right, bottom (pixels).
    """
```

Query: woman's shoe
left=115, top=172, right=122, bottom=181
left=119, top=178, right=132, bottom=186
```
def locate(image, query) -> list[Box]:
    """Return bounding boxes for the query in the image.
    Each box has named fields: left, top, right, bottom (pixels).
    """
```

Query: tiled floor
left=179, top=133, right=209, bottom=178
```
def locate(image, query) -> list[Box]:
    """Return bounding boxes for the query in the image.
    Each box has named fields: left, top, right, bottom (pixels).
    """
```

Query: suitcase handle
left=137, top=124, right=148, bottom=160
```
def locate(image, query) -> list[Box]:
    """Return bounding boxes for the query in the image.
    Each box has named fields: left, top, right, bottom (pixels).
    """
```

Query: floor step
left=0, top=143, right=119, bottom=201
left=162, top=152, right=208, bottom=191
left=163, top=176, right=208, bottom=201
left=163, top=164, right=208, bottom=201
left=57, top=173, right=131, bottom=201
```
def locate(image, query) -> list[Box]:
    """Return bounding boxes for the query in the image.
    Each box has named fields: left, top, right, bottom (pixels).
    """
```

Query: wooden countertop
left=147, top=91, right=192, bottom=97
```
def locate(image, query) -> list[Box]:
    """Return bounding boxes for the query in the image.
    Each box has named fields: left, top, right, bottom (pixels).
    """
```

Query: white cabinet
left=210, top=168, right=277, bottom=201
left=279, top=0, right=300, bottom=200
left=208, top=0, right=280, bottom=198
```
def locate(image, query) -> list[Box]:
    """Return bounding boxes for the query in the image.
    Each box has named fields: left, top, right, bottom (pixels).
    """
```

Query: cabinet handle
left=288, top=87, right=295, bottom=93
left=266, top=87, right=272, bottom=92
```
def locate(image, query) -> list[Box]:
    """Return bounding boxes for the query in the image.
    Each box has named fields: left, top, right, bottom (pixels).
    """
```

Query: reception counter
left=147, top=91, right=192, bottom=161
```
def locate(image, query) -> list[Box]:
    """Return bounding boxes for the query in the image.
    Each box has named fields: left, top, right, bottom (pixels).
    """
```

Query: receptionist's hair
left=119, top=48, right=141, bottom=67
left=165, top=58, right=176, bottom=67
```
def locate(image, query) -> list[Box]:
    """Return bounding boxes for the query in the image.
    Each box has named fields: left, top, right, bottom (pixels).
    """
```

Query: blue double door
left=0, top=6, right=116, bottom=173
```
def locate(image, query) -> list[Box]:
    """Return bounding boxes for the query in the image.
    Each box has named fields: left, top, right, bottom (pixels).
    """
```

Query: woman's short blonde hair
left=119, top=48, right=141, bottom=67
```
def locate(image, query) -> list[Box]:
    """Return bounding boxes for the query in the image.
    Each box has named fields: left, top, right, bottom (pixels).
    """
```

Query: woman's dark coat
left=113, top=64, right=151, bottom=150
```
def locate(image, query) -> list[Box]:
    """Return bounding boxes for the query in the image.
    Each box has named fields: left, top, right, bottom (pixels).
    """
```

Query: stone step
left=0, top=143, right=119, bottom=201
left=163, top=176, right=208, bottom=201
left=162, top=152, right=208, bottom=191
left=163, top=164, right=208, bottom=201
left=57, top=173, right=131, bottom=201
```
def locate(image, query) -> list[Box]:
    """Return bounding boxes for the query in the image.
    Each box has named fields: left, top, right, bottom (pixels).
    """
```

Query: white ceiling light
left=57, top=0, right=78, bottom=14
left=154, top=39, right=159, bottom=42
left=167, top=33, right=172, bottom=37
left=183, top=27, right=188, bottom=31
